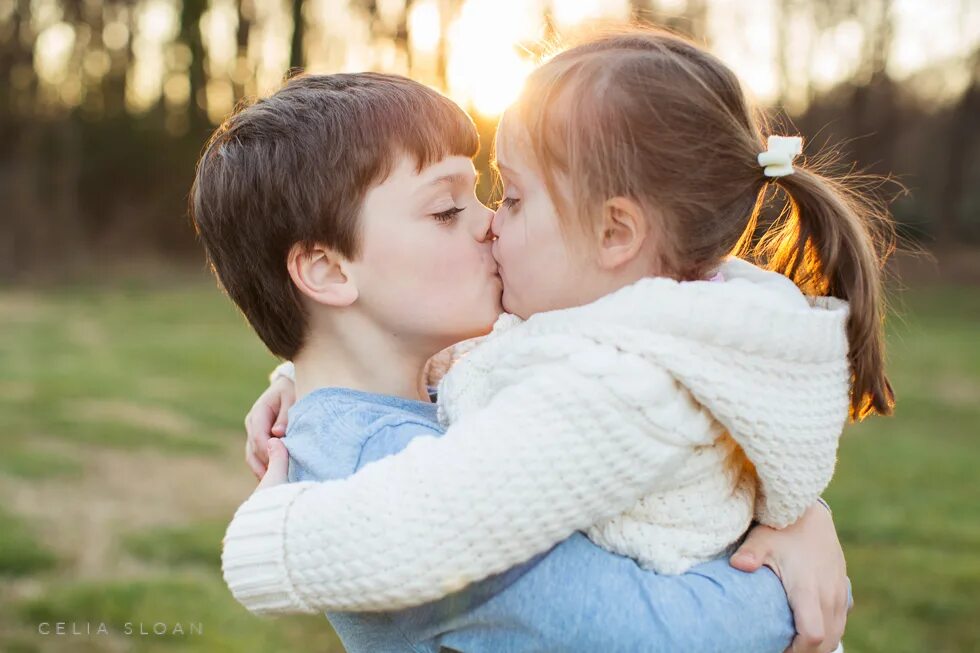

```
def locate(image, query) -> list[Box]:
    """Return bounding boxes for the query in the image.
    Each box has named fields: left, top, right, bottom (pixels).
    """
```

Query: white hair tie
left=758, top=135, right=803, bottom=177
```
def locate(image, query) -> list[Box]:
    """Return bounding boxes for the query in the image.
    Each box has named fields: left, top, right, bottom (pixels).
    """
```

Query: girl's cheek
left=503, top=224, right=528, bottom=258
left=494, top=234, right=513, bottom=269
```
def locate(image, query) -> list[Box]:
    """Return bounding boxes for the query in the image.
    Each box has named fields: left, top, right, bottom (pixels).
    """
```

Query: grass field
left=0, top=277, right=977, bottom=652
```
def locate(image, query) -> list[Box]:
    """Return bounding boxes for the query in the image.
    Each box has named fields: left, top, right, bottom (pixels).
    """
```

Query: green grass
left=823, top=283, right=980, bottom=653
left=0, top=447, right=83, bottom=479
left=17, top=575, right=339, bottom=653
left=0, top=277, right=977, bottom=652
left=0, top=280, right=277, bottom=455
left=122, top=521, right=227, bottom=570
left=0, top=506, right=58, bottom=577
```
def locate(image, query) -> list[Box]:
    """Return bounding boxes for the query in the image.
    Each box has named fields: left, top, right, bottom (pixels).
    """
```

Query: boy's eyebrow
left=425, top=172, right=477, bottom=188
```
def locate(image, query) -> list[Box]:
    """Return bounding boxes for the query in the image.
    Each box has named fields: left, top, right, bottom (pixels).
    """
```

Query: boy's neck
left=292, top=320, right=432, bottom=404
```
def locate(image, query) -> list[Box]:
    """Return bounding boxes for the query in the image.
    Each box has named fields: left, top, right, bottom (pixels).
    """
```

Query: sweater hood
left=483, top=257, right=851, bottom=526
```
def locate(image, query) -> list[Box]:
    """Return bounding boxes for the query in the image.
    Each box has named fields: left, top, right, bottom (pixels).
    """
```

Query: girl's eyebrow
left=494, top=162, right=521, bottom=180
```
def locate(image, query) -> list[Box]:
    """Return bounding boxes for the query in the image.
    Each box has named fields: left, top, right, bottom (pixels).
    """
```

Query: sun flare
left=443, top=0, right=544, bottom=117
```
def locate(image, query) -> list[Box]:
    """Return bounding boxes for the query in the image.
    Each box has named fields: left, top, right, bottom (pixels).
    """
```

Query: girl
left=430, top=27, right=895, bottom=574
left=226, top=27, right=883, bottom=650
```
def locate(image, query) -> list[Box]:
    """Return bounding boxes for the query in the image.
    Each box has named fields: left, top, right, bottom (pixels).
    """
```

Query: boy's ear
left=596, top=196, right=650, bottom=270
left=286, top=242, right=358, bottom=308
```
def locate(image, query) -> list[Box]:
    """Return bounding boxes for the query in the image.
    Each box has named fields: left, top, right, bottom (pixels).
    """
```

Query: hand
left=244, top=375, right=296, bottom=479
left=730, top=503, right=850, bottom=653
left=255, top=438, right=289, bottom=491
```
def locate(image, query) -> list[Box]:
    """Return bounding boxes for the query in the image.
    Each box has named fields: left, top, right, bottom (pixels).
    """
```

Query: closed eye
left=433, top=206, right=464, bottom=223
left=496, top=197, right=520, bottom=210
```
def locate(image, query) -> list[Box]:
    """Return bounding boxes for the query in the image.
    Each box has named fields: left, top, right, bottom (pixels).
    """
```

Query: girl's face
left=352, top=154, right=503, bottom=353
left=490, top=116, right=605, bottom=319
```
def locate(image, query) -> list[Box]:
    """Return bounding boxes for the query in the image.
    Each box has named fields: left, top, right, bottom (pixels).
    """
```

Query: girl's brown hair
left=508, top=27, right=895, bottom=419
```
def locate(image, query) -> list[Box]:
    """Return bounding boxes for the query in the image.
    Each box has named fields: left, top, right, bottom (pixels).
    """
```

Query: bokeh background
left=1, top=1, right=978, bottom=652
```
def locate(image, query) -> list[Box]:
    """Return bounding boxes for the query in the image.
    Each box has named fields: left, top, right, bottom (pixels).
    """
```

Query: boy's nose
left=476, top=205, right=495, bottom=243
left=489, top=208, right=502, bottom=239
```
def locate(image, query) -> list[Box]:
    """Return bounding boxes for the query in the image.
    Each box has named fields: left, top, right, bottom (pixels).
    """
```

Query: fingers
left=271, top=385, right=295, bottom=437
left=245, top=401, right=278, bottom=467
left=244, top=377, right=295, bottom=478
left=256, top=439, right=289, bottom=490
left=249, top=430, right=271, bottom=469
left=729, top=525, right=777, bottom=573
left=781, top=563, right=848, bottom=653
left=245, top=441, right=267, bottom=480
left=787, top=585, right=826, bottom=653
left=822, top=583, right=850, bottom=651
left=789, top=585, right=850, bottom=653
left=729, top=548, right=763, bottom=572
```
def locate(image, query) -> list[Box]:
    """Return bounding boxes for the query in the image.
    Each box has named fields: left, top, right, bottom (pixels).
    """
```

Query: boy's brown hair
left=190, top=73, right=478, bottom=359
left=506, top=27, right=896, bottom=420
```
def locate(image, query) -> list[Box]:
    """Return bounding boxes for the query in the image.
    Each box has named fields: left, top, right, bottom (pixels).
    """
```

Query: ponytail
left=755, top=165, right=896, bottom=420
left=505, top=26, right=897, bottom=420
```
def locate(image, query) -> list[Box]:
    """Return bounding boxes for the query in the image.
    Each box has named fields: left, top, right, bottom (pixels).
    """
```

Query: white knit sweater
left=222, top=258, right=851, bottom=613
left=435, top=257, right=849, bottom=573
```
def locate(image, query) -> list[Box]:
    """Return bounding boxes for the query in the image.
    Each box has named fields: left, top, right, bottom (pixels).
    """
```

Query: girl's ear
left=286, top=242, right=358, bottom=308
left=596, top=197, right=650, bottom=270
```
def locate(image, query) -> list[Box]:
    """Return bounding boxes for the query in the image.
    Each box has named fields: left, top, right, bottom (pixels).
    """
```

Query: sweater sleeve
left=221, top=363, right=699, bottom=614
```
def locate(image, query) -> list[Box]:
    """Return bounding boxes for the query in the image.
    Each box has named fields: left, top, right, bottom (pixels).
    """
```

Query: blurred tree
left=639, top=0, right=708, bottom=44
left=0, top=0, right=40, bottom=277
left=0, top=0, right=977, bottom=281
left=51, top=0, right=83, bottom=252
left=937, top=48, right=980, bottom=245
left=179, top=0, right=208, bottom=132
left=629, top=0, right=652, bottom=18
left=846, top=0, right=895, bottom=171
left=0, top=0, right=34, bottom=125
left=434, top=0, right=457, bottom=88
left=234, top=0, right=253, bottom=102
left=103, top=2, right=134, bottom=118
left=395, top=0, right=413, bottom=73
left=290, top=0, right=305, bottom=69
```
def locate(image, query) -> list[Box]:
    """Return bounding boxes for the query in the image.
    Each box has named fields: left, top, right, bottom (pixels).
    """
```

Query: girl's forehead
left=492, top=115, right=510, bottom=162
left=493, top=116, right=533, bottom=173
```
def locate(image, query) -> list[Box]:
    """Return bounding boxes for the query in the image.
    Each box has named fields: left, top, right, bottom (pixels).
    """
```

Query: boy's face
left=347, top=154, right=503, bottom=353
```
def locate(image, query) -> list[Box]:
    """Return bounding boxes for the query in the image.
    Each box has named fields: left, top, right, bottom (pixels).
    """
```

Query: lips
left=488, top=264, right=503, bottom=290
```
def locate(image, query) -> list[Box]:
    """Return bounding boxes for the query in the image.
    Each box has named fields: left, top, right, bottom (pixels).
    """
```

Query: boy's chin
left=484, top=290, right=505, bottom=321
left=500, top=293, right=524, bottom=320
left=457, top=292, right=504, bottom=338
left=464, top=309, right=502, bottom=340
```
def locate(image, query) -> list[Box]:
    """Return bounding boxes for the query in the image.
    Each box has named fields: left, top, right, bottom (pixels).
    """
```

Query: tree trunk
left=180, top=0, right=209, bottom=130
left=234, top=0, right=252, bottom=101
left=937, top=52, right=980, bottom=245
left=629, top=0, right=652, bottom=23
left=0, top=0, right=43, bottom=279
left=290, top=0, right=305, bottom=70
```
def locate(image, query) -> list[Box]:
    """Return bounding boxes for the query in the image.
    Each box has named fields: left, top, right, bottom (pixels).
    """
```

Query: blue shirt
left=285, top=387, right=796, bottom=653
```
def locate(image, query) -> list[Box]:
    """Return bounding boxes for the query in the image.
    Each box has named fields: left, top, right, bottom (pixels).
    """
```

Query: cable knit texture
left=221, top=258, right=850, bottom=613
left=436, top=257, right=850, bottom=573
